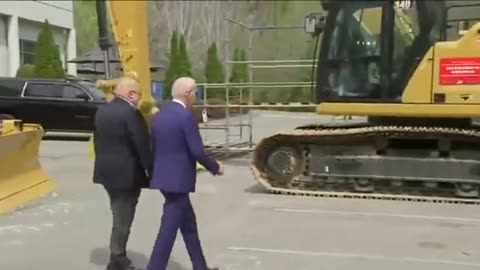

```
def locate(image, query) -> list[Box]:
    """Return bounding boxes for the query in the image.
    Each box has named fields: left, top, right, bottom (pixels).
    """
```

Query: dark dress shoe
left=125, top=266, right=144, bottom=270
left=107, top=262, right=143, bottom=270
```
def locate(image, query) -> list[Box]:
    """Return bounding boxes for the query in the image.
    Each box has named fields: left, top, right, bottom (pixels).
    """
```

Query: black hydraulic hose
left=310, top=34, right=321, bottom=99
left=96, top=0, right=110, bottom=51
left=95, top=0, right=112, bottom=79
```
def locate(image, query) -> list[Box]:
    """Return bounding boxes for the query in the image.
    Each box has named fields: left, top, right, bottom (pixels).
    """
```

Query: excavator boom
left=95, top=0, right=157, bottom=123
left=88, top=0, right=157, bottom=161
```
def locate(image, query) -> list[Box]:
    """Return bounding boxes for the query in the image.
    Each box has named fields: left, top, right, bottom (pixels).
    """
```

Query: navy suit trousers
left=148, top=192, right=207, bottom=270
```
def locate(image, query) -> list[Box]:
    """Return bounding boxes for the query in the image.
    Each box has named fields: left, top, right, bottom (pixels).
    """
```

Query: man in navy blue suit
left=147, top=77, right=223, bottom=270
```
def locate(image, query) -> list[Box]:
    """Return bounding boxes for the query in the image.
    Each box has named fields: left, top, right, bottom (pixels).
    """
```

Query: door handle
left=74, top=115, right=89, bottom=119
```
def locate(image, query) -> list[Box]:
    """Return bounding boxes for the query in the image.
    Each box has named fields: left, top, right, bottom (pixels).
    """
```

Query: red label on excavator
left=439, top=57, right=480, bottom=85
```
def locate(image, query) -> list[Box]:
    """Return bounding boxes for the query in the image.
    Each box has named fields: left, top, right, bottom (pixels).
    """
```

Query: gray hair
left=171, top=77, right=196, bottom=98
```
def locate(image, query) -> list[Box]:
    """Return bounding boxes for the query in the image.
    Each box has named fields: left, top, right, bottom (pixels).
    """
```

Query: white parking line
left=273, top=208, right=480, bottom=223
left=228, top=246, right=480, bottom=267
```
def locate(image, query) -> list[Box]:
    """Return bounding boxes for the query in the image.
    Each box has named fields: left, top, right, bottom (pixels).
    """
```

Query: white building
left=0, top=0, right=76, bottom=77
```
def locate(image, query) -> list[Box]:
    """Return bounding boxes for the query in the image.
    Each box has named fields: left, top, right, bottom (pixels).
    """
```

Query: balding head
left=171, top=77, right=197, bottom=107
left=114, top=76, right=142, bottom=105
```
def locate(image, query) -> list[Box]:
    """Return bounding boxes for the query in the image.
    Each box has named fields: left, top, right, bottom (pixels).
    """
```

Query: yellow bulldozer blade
left=0, top=120, right=55, bottom=214
left=88, top=137, right=206, bottom=171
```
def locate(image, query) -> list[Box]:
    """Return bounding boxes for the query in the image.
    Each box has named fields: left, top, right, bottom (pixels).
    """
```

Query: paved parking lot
left=2, top=111, right=480, bottom=270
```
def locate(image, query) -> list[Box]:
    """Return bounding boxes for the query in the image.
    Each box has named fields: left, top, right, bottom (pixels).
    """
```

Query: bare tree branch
left=147, top=0, right=264, bottom=75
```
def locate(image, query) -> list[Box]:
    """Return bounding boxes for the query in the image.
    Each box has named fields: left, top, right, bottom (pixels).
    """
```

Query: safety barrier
left=0, top=120, right=55, bottom=214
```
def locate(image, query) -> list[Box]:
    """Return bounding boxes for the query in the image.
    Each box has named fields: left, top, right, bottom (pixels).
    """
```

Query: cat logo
left=394, top=0, right=413, bottom=9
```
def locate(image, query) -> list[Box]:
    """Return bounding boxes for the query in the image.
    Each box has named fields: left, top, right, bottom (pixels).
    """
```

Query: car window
left=62, top=85, right=88, bottom=99
left=78, top=81, right=107, bottom=101
left=0, top=80, right=24, bottom=97
left=24, top=83, right=62, bottom=98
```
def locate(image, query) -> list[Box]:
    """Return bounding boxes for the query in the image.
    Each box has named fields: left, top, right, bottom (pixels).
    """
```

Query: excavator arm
left=94, top=0, right=157, bottom=123
left=88, top=0, right=157, bottom=161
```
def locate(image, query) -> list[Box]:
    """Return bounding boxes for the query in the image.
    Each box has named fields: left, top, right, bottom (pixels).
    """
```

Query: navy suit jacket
left=150, top=101, right=219, bottom=193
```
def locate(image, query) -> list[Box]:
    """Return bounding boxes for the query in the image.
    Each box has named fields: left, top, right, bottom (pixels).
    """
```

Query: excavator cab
left=315, top=0, right=445, bottom=103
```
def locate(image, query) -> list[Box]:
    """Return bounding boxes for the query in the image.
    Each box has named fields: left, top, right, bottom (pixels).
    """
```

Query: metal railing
left=196, top=19, right=319, bottom=158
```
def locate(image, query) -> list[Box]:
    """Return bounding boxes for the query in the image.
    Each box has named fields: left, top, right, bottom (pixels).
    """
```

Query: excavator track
left=251, top=124, right=480, bottom=205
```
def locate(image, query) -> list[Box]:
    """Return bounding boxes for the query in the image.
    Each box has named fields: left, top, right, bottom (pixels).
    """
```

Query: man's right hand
left=216, top=161, right=224, bottom=176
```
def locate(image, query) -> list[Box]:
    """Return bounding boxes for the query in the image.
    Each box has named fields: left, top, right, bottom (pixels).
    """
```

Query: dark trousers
left=147, top=192, right=207, bottom=270
left=105, top=188, right=141, bottom=269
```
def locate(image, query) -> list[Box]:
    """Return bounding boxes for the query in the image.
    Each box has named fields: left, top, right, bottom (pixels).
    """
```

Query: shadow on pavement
left=166, top=260, right=189, bottom=270
left=89, top=247, right=188, bottom=269
left=89, top=247, right=148, bottom=267
left=244, top=184, right=270, bottom=194
left=222, top=158, right=251, bottom=167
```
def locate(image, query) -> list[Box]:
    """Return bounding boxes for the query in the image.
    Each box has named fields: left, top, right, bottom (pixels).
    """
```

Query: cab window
left=324, top=3, right=383, bottom=99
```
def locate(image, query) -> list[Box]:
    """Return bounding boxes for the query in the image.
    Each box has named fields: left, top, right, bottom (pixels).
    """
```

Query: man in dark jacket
left=93, top=77, right=152, bottom=270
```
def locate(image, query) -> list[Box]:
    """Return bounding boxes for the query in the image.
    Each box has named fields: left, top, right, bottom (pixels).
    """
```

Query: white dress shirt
left=173, top=99, right=186, bottom=108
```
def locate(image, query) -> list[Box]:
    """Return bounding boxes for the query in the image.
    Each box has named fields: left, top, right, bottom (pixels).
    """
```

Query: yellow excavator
left=252, top=0, right=480, bottom=204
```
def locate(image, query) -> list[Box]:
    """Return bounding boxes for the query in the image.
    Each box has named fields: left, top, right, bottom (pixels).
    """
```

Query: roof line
left=32, top=0, right=72, bottom=13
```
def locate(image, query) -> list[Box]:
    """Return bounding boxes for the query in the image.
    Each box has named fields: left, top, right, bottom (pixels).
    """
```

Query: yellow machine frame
left=319, top=22, right=480, bottom=118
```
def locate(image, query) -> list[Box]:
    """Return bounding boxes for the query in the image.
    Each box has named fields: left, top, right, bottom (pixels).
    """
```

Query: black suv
left=0, top=77, right=108, bottom=132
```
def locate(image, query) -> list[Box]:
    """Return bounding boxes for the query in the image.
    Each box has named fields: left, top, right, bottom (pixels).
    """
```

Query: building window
left=19, top=39, right=66, bottom=70
left=19, top=39, right=36, bottom=65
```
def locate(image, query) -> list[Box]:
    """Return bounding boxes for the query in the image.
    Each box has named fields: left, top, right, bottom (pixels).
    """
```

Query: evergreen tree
left=204, top=42, right=225, bottom=99
left=16, top=64, right=36, bottom=78
left=164, top=31, right=179, bottom=99
left=230, top=48, right=248, bottom=83
left=177, top=34, right=192, bottom=77
left=229, top=48, right=243, bottom=98
left=164, top=32, right=194, bottom=99
left=239, top=49, right=249, bottom=83
left=230, top=48, right=241, bottom=83
left=33, top=20, right=65, bottom=78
